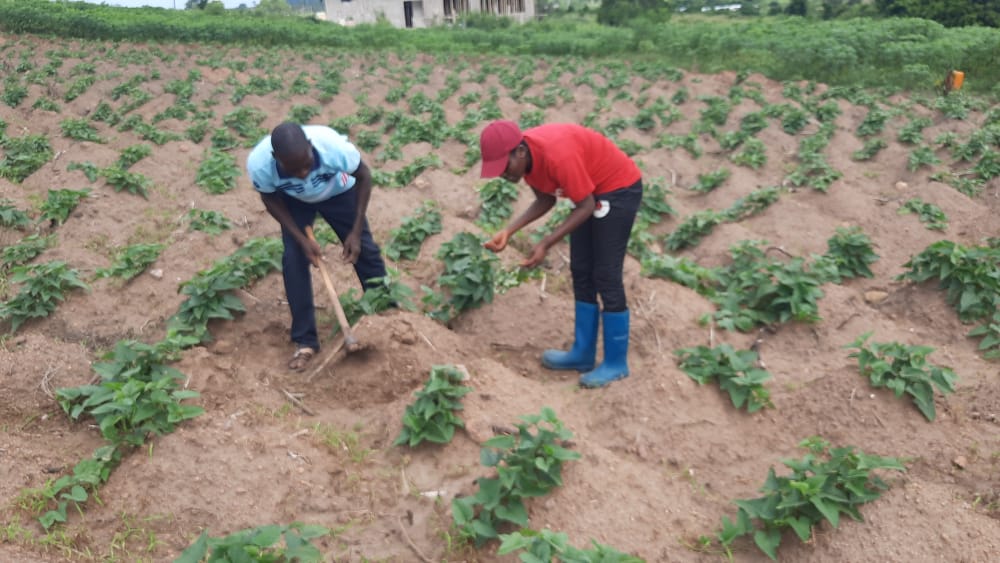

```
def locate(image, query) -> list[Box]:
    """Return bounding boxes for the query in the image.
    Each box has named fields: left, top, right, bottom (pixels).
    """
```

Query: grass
left=312, top=422, right=372, bottom=463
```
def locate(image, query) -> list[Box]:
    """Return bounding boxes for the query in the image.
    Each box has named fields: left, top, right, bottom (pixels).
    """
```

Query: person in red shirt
left=479, top=120, right=643, bottom=388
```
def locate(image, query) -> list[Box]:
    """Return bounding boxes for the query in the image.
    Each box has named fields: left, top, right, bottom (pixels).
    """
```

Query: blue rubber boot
left=580, top=309, right=630, bottom=388
left=541, top=301, right=599, bottom=371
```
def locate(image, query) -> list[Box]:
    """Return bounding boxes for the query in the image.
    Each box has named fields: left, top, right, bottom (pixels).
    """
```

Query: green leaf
left=249, top=524, right=282, bottom=547
left=175, top=530, right=209, bottom=563
left=753, top=528, right=781, bottom=560
left=494, top=498, right=529, bottom=527
left=786, top=516, right=813, bottom=541
left=810, top=496, right=840, bottom=528
left=62, top=485, right=88, bottom=503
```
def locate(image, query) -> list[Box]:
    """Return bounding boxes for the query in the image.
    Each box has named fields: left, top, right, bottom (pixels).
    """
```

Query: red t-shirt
left=522, top=124, right=641, bottom=204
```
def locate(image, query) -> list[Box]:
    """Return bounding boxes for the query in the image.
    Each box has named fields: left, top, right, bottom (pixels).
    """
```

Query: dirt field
left=1, top=33, right=999, bottom=562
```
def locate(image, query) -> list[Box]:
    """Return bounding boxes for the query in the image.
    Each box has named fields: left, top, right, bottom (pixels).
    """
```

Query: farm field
left=1, top=28, right=999, bottom=562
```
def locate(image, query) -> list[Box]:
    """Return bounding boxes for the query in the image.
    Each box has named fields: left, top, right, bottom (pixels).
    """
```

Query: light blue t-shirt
left=247, top=125, right=361, bottom=204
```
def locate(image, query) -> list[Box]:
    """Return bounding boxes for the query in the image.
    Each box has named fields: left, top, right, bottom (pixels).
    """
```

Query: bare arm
left=484, top=188, right=555, bottom=252
left=520, top=195, right=595, bottom=268
left=261, top=192, right=322, bottom=265
left=538, top=194, right=595, bottom=251
left=342, top=160, right=374, bottom=263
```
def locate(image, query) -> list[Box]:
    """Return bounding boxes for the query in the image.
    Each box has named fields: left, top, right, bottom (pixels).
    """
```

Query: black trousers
left=569, top=180, right=642, bottom=312
left=280, top=189, right=386, bottom=349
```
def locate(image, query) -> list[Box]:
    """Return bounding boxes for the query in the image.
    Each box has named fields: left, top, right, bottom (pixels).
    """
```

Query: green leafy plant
left=897, top=116, right=932, bottom=144
left=177, top=523, right=330, bottom=563
left=117, top=144, right=152, bottom=170
left=67, top=160, right=99, bottom=182
left=530, top=199, right=574, bottom=245
left=337, top=269, right=415, bottom=331
left=59, top=118, right=104, bottom=143
left=428, top=232, right=499, bottom=323
left=968, top=310, right=1000, bottom=360
left=820, top=226, right=879, bottom=282
left=0, top=133, right=53, bottom=183
left=846, top=332, right=957, bottom=421
left=2, top=77, right=28, bottom=108
left=63, top=75, right=96, bottom=102
left=654, top=132, right=702, bottom=159
left=898, top=199, right=947, bottom=231
left=94, top=243, right=164, bottom=282
left=452, top=407, right=580, bottom=547
left=663, top=210, right=722, bottom=251
left=722, top=186, right=781, bottom=222
left=384, top=201, right=442, bottom=262
left=640, top=252, right=719, bottom=297
left=0, top=261, right=88, bottom=333
left=675, top=344, right=773, bottom=413
left=101, top=166, right=152, bottom=198
left=851, top=138, right=887, bottom=161
left=709, top=241, right=825, bottom=331
left=196, top=148, right=240, bottom=194
left=856, top=106, right=891, bottom=137
left=689, top=168, right=730, bottom=193
left=907, top=145, right=941, bottom=171
left=57, top=338, right=204, bottom=446
left=186, top=208, right=232, bottom=235
left=898, top=240, right=999, bottom=322
left=394, top=365, right=471, bottom=447
left=287, top=104, right=321, bottom=124
left=1, top=233, right=54, bottom=268
left=477, top=179, right=519, bottom=232
left=731, top=138, right=767, bottom=169
left=31, top=445, right=121, bottom=530
left=780, top=106, right=810, bottom=134
left=498, top=529, right=642, bottom=563
left=222, top=106, right=267, bottom=140
left=0, top=199, right=32, bottom=229
left=167, top=237, right=282, bottom=343
left=717, top=437, right=905, bottom=560
left=38, top=188, right=89, bottom=225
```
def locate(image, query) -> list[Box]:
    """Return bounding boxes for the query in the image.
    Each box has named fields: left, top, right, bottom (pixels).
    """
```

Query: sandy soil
left=1, top=34, right=998, bottom=562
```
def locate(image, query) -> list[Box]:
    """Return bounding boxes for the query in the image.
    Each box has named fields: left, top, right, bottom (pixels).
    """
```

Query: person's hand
left=341, top=230, right=362, bottom=264
left=303, top=237, right=323, bottom=267
left=484, top=229, right=510, bottom=252
left=520, top=244, right=547, bottom=268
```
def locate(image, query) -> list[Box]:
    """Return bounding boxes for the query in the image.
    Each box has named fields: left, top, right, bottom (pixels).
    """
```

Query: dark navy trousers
left=569, top=180, right=642, bottom=312
left=279, top=189, right=386, bottom=350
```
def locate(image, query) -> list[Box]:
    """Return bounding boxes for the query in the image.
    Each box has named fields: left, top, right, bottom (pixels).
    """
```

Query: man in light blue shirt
left=247, top=122, right=387, bottom=370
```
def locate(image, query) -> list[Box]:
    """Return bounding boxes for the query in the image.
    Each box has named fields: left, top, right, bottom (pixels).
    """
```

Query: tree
left=204, top=0, right=225, bottom=14
left=785, top=0, right=808, bottom=16
left=875, top=0, right=1000, bottom=27
left=739, top=0, right=761, bottom=15
left=256, top=0, right=296, bottom=15
left=597, top=0, right=672, bottom=27
left=184, top=0, right=209, bottom=8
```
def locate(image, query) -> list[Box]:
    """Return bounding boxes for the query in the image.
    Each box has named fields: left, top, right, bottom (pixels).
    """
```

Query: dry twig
left=417, top=330, right=437, bottom=352
left=280, top=388, right=316, bottom=416
left=397, top=516, right=433, bottom=563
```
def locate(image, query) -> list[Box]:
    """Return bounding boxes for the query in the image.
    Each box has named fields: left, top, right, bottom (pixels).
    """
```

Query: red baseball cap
left=479, top=120, right=523, bottom=178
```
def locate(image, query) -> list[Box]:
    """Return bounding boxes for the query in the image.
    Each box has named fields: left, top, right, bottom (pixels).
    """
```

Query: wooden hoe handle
left=305, top=226, right=359, bottom=349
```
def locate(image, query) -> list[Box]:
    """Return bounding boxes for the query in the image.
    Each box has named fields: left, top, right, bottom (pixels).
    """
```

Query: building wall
left=325, top=0, right=534, bottom=28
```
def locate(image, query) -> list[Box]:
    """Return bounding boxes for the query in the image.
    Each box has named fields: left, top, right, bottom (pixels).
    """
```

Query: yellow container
left=947, top=70, right=965, bottom=91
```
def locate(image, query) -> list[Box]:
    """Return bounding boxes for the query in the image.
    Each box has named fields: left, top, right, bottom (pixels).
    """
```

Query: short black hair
left=271, top=122, right=308, bottom=159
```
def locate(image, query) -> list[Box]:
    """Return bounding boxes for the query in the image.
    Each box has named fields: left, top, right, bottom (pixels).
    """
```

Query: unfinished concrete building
left=325, top=0, right=535, bottom=28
